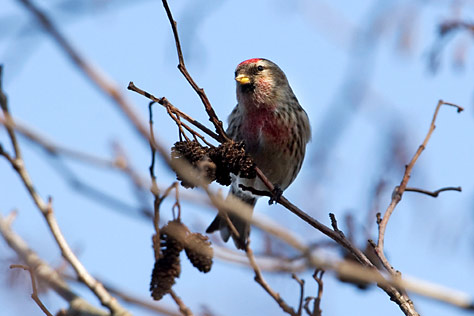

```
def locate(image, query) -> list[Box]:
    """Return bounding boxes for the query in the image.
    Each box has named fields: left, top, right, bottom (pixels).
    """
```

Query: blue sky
left=1, top=0, right=473, bottom=315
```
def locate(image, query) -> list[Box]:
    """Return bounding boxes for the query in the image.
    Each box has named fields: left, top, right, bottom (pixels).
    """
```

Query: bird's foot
left=268, top=186, right=283, bottom=205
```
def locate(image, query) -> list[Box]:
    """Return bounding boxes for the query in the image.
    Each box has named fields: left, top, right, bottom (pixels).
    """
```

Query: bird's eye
left=257, top=65, right=264, bottom=72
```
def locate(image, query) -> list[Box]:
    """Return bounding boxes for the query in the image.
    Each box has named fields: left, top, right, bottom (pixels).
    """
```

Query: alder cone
left=208, top=141, right=256, bottom=185
left=171, top=140, right=213, bottom=188
left=184, top=233, right=213, bottom=273
left=171, top=140, right=255, bottom=187
left=150, top=221, right=186, bottom=300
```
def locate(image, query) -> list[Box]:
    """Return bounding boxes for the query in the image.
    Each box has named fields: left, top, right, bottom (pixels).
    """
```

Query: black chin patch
left=240, top=83, right=255, bottom=94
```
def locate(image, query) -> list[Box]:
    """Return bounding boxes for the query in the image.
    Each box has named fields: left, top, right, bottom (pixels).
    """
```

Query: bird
left=206, top=58, right=311, bottom=250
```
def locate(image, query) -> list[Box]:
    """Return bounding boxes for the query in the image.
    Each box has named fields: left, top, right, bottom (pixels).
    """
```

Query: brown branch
left=0, top=214, right=109, bottom=316
left=61, top=273, right=183, bottom=316
left=128, top=82, right=221, bottom=143
left=430, top=20, right=474, bottom=69
left=16, top=0, right=174, bottom=174
left=0, top=65, right=21, bottom=159
left=0, top=67, right=130, bottom=315
left=0, top=113, right=155, bottom=220
left=329, top=213, right=343, bottom=236
left=292, top=274, right=305, bottom=316
left=169, top=290, right=194, bottom=316
left=405, top=186, right=462, bottom=197
left=103, top=283, right=182, bottom=316
left=376, top=100, right=463, bottom=267
left=46, top=198, right=131, bottom=315
left=0, top=115, right=116, bottom=169
left=439, top=20, right=474, bottom=36
left=167, top=107, right=191, bottom=142
left=10, top=264, right=53, bottom=316
left=245, top=243, right=297, bottom=316
left=371, top=100, right=463, bottom=314
left=312, top=270, right=324, bottom=316
left=161, top=0, right=229, bottom=143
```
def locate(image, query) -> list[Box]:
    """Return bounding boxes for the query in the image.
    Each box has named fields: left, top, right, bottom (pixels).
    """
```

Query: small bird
left=206, top=58, right=311, bottom=249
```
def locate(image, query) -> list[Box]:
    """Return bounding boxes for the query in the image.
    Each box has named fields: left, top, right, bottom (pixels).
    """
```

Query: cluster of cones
left=150, top=220, right=213, bottom=300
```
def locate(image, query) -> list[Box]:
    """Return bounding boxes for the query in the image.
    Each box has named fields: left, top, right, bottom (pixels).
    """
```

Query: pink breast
left=243, top=108, right=289, bottom=146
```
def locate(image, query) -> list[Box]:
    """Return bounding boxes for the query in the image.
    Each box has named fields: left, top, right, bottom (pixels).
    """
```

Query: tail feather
left=206, top=186, right=256, bottom=250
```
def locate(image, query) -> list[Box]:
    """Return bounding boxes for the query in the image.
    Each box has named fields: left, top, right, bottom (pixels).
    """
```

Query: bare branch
left=0, top=214, right=108, bottom=316
left=128, top=82, right=221, bottom=143
left=10, top=264, right=53, bottom=316
left=245, top=243, right=297, bottom=316
left=312, top=270, right=324, bottom=316
left=169, top=290, right=194, bottom=316
left=376, top=100, right=464, bottom=266
left=1, top=60, right=130, bottom=316
left=292, top=274, right=305, bottom=316
left=405, top=186, right=462, bottom=197
left=216, top=196, right=474, bottom=311
left=16, top=0, right=171, bottom=170
left=0, top=65, right=21, bottom=159
left=160, top=0, right=229, bottom=143
left=0, top=114, right=116, bottom=169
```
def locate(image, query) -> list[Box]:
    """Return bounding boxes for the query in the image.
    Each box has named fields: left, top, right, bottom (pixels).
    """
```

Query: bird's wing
left=226, top=104, right=243, bottom=141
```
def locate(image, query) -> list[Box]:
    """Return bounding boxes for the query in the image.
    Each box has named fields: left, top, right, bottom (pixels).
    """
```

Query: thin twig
left=0, top=65, right=130, bottom=315
left=169, top=290, right=194, bottom=316
left=167, top=107, right=191, bottom=142
left=149, top=101, right=161, bottom=236
left=376, top=100, right=463, bottom=269
left=292, top=274, right=305, bottom=316
left=128, top=82, right=220, bottom=143
left=161, top=0, right=229, bottom=143
left=0, top=66, right=21, bottom=159
left=429, top=20, right=474, bottom=71
left=154, top=182, right=179, bottom=233
left=312, top=270, right=324, bottom=316
left=62, top=273, right=183, bottom=316
left=17, top=0, right=171, bottom=170
left=10, top=264, right=53, bottom=316
left=0, top=115, right=116, bottom=169
left=372, top=100, right=463, bottom=315
left=47, top=198, right=131, bottom=315
left=148, top=101, right=158, bottom=182
left=245, top=243, right=297, bottom=316
left=329, top=213, right=344, bottom=237
left=0, top=215, right=108, bottom=316
left=405, top=186, right=462, bottom=197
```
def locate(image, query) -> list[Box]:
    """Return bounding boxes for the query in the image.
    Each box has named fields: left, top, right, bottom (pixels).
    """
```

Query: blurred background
left=1, top=0, right=473, bottom=315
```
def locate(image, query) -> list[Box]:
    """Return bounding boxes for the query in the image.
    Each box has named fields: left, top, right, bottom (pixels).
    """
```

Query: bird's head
left=234, top=58, right=290, bottom=108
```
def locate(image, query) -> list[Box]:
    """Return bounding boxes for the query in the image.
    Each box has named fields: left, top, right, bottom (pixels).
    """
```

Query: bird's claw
left=268, top=186, right=283, bottom=205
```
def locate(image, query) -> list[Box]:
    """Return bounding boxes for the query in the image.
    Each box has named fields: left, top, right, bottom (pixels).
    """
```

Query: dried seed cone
left=208, top=141, right=256, bottom=186
left=171, top=140, right=208, bottom=164
left=150, top=221, right=186, bottom=300
left=171, top=140, right=215, bottom=188
left=184, top=233, right=213, bottom=273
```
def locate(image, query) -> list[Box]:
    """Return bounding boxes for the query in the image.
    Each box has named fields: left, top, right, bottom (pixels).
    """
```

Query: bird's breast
left=241, top=108, right=291, bottom=152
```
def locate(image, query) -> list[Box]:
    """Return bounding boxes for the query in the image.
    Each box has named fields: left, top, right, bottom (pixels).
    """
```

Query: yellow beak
left=235, top=74, right=250, bottom=84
